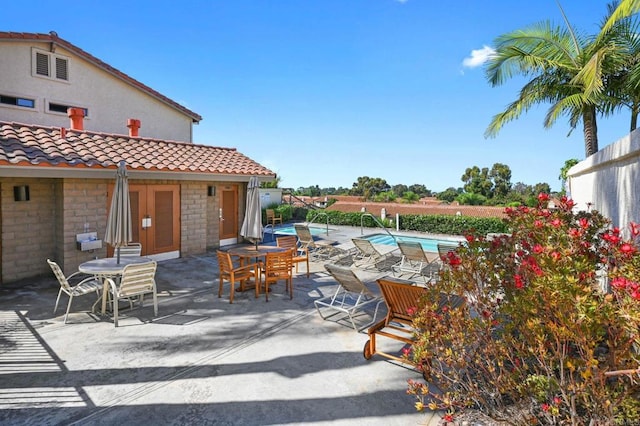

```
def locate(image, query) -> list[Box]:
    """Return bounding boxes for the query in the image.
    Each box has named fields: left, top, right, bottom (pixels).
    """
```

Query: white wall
left=567, top=129, right=640, bottom=238
left=0, top=41, right=194, bottom=141
left=259, top=188, right=282, bottom=208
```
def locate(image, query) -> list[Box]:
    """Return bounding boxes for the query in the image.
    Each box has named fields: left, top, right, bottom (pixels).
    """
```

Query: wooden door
left=108, top=184, right=180, bottom=256
left=220, top=185, right=238, bottom=243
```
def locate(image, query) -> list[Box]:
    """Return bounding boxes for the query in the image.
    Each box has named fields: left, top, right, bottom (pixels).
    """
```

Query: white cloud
left=462, top=45, right=496, bottom=68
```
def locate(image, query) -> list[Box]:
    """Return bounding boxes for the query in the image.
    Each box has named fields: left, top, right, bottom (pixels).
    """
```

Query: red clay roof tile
left=0, top=121, right=275, bottom=178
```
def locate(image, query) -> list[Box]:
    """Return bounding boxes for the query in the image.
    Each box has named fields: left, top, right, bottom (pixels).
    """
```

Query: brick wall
left=1, top=178, right=58, bottom=282
left=206, top=183, right=220, bottom=250
left=180, top=182, right=208, bottom=255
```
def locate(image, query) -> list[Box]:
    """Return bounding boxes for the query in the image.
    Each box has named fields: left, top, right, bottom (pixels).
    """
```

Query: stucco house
left=0, top=31, right=276, bottom=283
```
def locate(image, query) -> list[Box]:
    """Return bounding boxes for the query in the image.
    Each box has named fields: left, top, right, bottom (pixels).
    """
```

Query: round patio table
left=79, top=256, right=153, bottom=314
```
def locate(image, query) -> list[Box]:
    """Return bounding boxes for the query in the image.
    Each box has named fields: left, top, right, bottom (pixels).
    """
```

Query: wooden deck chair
left=276, top=235, right=310, bottom=277
left=266, top=209, right=283, bottom=227
left=259, top=248, right=294, bottom=301
left=294, top=224, right=342, bottom=260
left=105, top=260, right=158, bottom=327
left=351, top=238, right=401, bottom=271
left=217, top=250, right=259, bottom=303
left=315, top=264, right=384, bottom=332
left=363, top=277, right=466, bottom=368
left=392, top=241, right=438, bottom=283
left=363, top=276, right=426, bottom=365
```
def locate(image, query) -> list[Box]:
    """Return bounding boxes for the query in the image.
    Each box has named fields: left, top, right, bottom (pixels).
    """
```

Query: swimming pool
left=270, top=225, right=332, bottom=237
left=362, top=233, right=464, bottom=252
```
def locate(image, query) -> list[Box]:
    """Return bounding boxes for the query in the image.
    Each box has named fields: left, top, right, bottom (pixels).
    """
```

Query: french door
left=107, top=184, right=180, bottom=256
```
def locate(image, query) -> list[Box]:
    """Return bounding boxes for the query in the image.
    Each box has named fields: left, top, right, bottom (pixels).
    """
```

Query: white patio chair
left=114, top=242, right=142, bottom=257
left=392, top=241, right=439, bottom=283
left=48, top=259, right=102, bottom=324
left=351, top=238, right=401, bottom=271
left=315, top=263, right=384, bottom=332
left=105, top=260, right=158, bottom=327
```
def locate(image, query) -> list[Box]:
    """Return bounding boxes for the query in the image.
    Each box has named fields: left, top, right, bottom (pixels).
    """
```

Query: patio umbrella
left=104, top=161, right=133, bottom=264
left=240, top=176, right=263, bottom=249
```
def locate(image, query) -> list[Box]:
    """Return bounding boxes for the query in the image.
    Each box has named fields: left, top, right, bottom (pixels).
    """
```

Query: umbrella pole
left=117, top=246, right=121, bottom=264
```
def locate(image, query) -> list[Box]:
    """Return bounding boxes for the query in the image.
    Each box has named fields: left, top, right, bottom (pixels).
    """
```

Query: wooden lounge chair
left=363, top=276, right=426, bottom=365
left=276, top=235, right=310, bottom=277
left=392, top=241, right=439, bottom=283
left=363, top=276, right=466, bottom=369
left=315, top=264, right=384, bottom=332
left=266, top=209, right=283, bottom=227
left=294, top=224, right=343, bottom=260
left=351, top=238, right=401, bottom=271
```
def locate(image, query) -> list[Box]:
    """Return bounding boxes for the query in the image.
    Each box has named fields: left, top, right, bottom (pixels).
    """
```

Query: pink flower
left=551, top=218, right=562, bottom=228
left=465, top=234, right=474, bottom=243
left=538, top=193, right=550, bottom=203
left=569, top=228, right=582, bottom=238
left=631, top=222, right=640, bottom=237
left=579, top=217, right=589, bottom=229
left=406, top=306, right=417, bottom=315
left=534, top=220, right=544, bottom=228
left=541, top=403, right=550, bottom=412
left=551, top=251, right=562, bottom=262
left=533, top=244, right=544, bottom=254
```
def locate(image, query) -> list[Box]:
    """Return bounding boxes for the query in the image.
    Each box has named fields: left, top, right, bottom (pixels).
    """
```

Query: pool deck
left=0, top=225, right=449, bottom=426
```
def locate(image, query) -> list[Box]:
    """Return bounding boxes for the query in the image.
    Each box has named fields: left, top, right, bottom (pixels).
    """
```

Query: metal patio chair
left=351, top=238, right=401, bottom=271
left=315, top=264, right=384, bottom=332
left=105, top=260, right=158, bottom=327
left=392, top=241, right=439, bottom=283
left=48, top=259, right=103, bottom=324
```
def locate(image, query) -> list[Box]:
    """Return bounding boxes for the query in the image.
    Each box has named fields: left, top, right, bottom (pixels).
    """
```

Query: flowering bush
left=408, top=195, right=640, bottom=424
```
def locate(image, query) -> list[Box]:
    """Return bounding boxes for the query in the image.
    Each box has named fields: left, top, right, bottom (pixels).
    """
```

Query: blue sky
left=5, top=0, right=631, bottom=192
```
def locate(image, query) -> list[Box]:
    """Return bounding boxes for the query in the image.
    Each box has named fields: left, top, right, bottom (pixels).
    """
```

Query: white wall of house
left=0, top=41, right=194, bottom=141
left=567, top=129, right=640, bottom=238
left=259, top=188, right=282, bottom=208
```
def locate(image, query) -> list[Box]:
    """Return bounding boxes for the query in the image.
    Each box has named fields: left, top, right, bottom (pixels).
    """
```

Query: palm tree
left=484, top=5, right=614, bottom=157
left=604, top=0, right=640, bottom=31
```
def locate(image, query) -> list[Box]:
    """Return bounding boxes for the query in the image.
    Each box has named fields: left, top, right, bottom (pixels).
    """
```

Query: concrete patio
left=0, top=226, right=443, bottom=425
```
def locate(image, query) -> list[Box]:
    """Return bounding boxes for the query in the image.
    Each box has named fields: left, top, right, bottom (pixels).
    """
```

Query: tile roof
left=0, top=31, right=202, bottom=123
left=0, top=121, right=275, bottom=177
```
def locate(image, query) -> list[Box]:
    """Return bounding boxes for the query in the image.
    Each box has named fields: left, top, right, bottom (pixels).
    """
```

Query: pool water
left=271, top=225, right=330, bottom=236
left=363, top=233, right=463, bottom=252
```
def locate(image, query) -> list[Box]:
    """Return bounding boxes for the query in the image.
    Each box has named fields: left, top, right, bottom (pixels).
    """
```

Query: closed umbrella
left=240, top=176, right=263, bottom=249
left=104, top=161, right=133, bottom=264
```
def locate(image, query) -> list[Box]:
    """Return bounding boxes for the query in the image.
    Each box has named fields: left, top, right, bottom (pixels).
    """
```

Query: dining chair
left=276, top=235, right=310, bottom=277
left=259, top=248, right=294, bottom=301
left=47, top=259, right=102, bottom=324
left=116, top=243, right=142, bottom=257
left=266, top=209, right=283, bottom=227
left=216, top=250, right=259, bottom=303
left=104, top=260, right=158, bottom=327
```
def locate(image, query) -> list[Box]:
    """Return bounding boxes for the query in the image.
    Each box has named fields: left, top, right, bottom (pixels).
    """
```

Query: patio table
left=79, top=256, right=152, bottom=314
left=226, top=245, right=287, bottom=292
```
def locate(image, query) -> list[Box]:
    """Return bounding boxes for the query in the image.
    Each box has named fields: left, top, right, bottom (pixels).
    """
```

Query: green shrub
left=408, top=195, right=640, bottom=424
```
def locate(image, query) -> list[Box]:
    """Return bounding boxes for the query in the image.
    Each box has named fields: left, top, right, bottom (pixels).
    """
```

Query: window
left=48, top=102, right=88, bottom=117
left=0, top=94, right=35, bottom=109
left=32, top=49, right=69, bottom=81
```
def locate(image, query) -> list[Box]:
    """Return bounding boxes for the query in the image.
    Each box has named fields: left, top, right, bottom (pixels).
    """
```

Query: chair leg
left=113, top=295, right=119, bottom=327
left=152, top=287, right=158, bottom=316
left=64, top=295, right=73, bottom=324
left=218, top=277, right=223, bottom=298
left=229, top=280, right=234, bottom=304
left=305, top=258, right=310, bottom=278
left=54, top=288, right=63, bottom=314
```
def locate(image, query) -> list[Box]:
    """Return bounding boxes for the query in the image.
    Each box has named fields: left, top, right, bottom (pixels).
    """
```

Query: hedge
left=303, top=209, right=509, bottom=236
